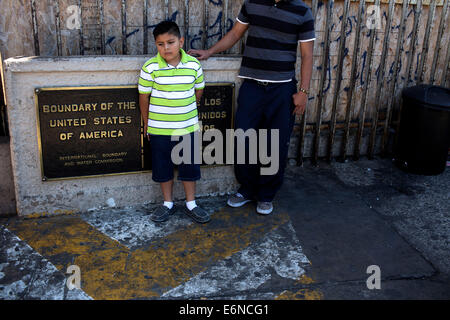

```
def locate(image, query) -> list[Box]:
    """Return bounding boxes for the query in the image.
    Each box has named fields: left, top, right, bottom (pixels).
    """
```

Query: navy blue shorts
left=149, top=132, right=201, bottom=183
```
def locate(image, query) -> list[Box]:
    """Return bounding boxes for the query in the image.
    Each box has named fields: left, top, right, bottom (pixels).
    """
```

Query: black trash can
left=395, top=84, right=450, bottom=175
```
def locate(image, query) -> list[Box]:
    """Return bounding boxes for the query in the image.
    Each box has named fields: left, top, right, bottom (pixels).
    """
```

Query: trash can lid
left=402, top=85, right=450, bottom=111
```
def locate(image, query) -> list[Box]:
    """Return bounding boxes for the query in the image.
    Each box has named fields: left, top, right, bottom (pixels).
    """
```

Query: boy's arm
left=139, top=93, right=150, bottom=136
left=195, top=89, right=204, bottom=105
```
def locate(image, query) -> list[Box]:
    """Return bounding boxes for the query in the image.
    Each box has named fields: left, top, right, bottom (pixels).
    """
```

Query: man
left=189, top=0, right=315, bottom=215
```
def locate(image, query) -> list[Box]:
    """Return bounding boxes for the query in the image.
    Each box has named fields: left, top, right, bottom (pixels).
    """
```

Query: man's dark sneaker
left=183, top=206, right=211, bottom=224
left=150, top=205, right=176, bottom=222
left=227, top=193, right=252, bottom=208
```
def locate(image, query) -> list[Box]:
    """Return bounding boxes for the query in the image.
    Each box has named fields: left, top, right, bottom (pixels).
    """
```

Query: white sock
left=163, top=201, right=173, bottom=209
left=186, top=200, right=197, bottom=211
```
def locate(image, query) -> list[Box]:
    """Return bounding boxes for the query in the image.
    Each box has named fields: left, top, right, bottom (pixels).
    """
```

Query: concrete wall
left=3, top=55, right=241, bottom=217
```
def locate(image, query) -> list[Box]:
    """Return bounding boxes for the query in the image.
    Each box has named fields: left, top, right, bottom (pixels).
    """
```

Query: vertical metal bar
left=390, top=0, right=423, bottom=155
left=222, top=0, right=229, bottom=53
left=54, top=0, right=62, bottom=56
left=440, top=39, right=450, bottom=86
left=311, top=0, right=319, bottom=18
left=430, top=0, right=449, bottom=84
left=224, top=0, right=229, bottom=34
left=165, top=0, right=170, bottom=20
left=312, top=0, right=333, bottom=165
left=417, top=0, right=436, bottom=83
left=354, top=0, right=379, bottom=160
left=368, top=0, right=395, bottom=159
left=78, top=0, right=84, bottom=55
left=203, top=0, right=209, bottom=49
left=121, top=0, right=127, bottom=55
left=381, top=0, right=409, bottom=157
left=184, top=0, right=189, bottom=51
left=297, top=0, right=319, bottom=165
left=341, top=0, right=364, bottom=161
left=221, top=0, right=226, bottom=40
left=405, top=0, right=422, bottom=86
left=0, top=51, right=7, bottom=136
left=99, top=0, right=105, bottom=55
left=296, top=83, right=307, bottom=165
left=327, top=0, right=350, bottom=162
left=143, top=0, right=148, bottom=54
left=30, top=0, right=40, bottom=56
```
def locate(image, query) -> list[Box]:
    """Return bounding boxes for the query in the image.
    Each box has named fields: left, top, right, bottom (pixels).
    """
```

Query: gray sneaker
left=256, top=202, right=273, bottom=215
left=227, top=193, right=252, bottom=208
left=184, top=205, right=211, bottom=224
left=151, top=205, right=176, bottom=222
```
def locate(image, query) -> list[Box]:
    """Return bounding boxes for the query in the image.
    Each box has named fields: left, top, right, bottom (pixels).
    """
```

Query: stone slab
left=0, top=137, right=16, bottom=216
left=3, top=55, right=241, bottom=217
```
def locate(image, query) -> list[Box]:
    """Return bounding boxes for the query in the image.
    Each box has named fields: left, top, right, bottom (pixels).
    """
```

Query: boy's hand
left=188, top=49, right=212, bottom=61
left=292, top=91, right=308, bottom=116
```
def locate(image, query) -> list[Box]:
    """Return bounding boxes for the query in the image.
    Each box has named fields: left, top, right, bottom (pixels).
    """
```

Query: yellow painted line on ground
left=275, top=274, right=323, bottom=300
left=275, top=288, right=323, bottom=300
left=6, top=216, right=129, bottom=272
left=6, top=206, right=289, bottom=299
left=297, top=274, right=315, bottom=285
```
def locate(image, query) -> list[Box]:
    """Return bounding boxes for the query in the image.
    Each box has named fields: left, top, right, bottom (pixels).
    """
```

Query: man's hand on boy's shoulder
left=188, top=49, right=211, bottom=61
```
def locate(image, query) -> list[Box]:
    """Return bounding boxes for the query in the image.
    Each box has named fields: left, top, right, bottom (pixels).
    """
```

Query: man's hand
left=292, top=91, right=308, bottom=116
left=188, top=22, right=248, bottom=60
left=294, top=40, right=314, bottom=117
left=188, top=49, right=212, bottom=61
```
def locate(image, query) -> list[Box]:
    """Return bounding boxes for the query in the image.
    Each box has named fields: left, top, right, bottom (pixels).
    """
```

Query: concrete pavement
left=0, top=158, right=449, bottom=300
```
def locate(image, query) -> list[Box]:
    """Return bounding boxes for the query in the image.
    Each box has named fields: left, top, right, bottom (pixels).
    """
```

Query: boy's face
left=155, top=32, right=184, bottom=65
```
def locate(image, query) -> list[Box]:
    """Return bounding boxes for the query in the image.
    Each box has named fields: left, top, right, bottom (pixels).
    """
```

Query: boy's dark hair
left=153, top=21, right=181, bottom=40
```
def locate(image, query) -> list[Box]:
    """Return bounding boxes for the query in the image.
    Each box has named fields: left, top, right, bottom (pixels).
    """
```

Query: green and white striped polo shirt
left=138, top=49, right=205, bottom=136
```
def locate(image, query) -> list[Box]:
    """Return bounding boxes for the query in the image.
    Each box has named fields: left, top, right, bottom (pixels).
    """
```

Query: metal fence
left=300, top=0, right=449, bottom=164
left=0, top=0, right=449, bottom=161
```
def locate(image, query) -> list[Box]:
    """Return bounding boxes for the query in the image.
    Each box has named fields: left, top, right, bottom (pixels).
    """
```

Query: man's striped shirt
left=237, top=0, right=315, bottom=82
left=138, top=49, right=205, bottom=136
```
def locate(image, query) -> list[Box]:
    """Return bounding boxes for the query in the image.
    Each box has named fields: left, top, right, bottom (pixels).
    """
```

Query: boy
left=138, top=21, right=210, bottom=224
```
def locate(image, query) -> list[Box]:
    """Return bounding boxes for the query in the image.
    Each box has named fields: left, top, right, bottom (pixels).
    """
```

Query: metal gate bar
left=417, top=0, right=436, bottom=84
left=341, top=0, right=364, bottom=161
left=296, top=0, right=320, bottom=165
left=368, top=0, right=396, bottom=159
left=327, top=0, right=350, bottom=162
left=312, top=0, right=334, bottom=165
left=430, top=0, right=449, bottom=85
left=380, top=0, right=410, bottom=156
left=30, top=0, right=40, bottom=56
left=354, top=0, right=379, bottom=160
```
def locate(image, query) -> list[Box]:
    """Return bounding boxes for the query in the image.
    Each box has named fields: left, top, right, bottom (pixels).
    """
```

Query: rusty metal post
left=368, top=0, right=396, bottom=159
left=327, top=0, right=350, bottom=162
left=341, top=0, right=364, bottom=161
left=430, top=0, right=449, bottom=84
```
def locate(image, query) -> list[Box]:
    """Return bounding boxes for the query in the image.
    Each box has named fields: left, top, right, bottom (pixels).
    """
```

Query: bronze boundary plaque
left=35, top=83, right=235, bottom=181
left=35, top=85, right=144, bottom=181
